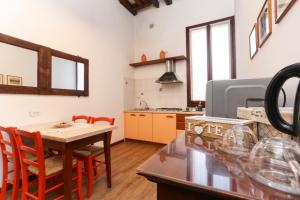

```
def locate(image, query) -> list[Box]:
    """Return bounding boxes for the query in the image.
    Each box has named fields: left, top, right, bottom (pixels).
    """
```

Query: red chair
left=15, top=129, right=83, bottom=200
left=0, top=127, right=20, bottom=200
left=73, top=117, right=115, bottom=198
left=72, top=115, right=91, bottom=123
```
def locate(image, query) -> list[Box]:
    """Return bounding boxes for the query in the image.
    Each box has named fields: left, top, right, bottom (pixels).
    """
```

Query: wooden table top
left=137, top=133, right=299, bottom=200
left=18, top=122, right=117, bottom=143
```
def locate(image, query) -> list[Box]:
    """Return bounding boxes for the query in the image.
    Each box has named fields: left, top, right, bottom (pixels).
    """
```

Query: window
left=186, top=17, right=236, bottom=106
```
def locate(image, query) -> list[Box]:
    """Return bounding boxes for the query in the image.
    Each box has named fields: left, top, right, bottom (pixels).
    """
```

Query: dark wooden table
left=19, top=122, right=117, bottom=200
left=137, top=133, right=299, bottom=200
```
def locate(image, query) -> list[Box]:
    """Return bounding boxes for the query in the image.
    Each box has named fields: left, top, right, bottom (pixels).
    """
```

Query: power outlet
left=29, top=111, right=40, bottom=118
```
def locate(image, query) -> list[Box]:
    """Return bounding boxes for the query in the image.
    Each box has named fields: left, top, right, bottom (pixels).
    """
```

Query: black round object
left=265, top=63, right=300, bottom=137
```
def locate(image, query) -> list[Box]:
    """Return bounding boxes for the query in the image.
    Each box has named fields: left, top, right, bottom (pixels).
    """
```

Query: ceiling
left=119, top=0, right=173, bottom=16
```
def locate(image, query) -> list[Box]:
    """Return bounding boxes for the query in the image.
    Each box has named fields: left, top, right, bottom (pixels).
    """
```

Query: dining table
left=19, top=121, right=117, bottom=200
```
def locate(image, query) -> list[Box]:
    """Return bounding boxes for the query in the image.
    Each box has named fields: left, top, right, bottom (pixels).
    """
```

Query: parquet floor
left=87, top=140, right=163, bottom=200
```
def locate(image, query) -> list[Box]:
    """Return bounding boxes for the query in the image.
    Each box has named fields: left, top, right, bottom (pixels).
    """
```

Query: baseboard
left=124, top=138, right=165, bottom=146
left=111, top=139, right=125, bottom=146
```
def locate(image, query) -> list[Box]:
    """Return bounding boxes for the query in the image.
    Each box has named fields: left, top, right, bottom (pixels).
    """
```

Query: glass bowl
left=216, top=125, right=258, bottom=157
left=239, top=137, right=300, bottom=196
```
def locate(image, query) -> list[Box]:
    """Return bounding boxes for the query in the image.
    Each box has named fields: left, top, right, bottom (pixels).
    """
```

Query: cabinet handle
left=130, top=114, right=136, bottom=116
left=139, top=114, right=146, bottom=117
left=166, top=115, right=174, bottom=118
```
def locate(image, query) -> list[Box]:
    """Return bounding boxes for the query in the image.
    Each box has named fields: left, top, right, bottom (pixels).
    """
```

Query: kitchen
left=1, top=0, right=300, bottom=199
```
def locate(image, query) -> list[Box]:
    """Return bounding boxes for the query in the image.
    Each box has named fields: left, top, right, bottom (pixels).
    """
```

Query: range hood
left=155, top=59, right=183, bottom=84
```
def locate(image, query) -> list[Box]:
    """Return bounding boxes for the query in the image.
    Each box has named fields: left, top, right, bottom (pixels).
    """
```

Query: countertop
left=137, top=133, right=297, bottom=200
left=124, top=109, right=204, bottom=115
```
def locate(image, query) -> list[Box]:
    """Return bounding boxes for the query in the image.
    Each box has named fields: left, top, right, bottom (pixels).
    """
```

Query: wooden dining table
left=19, top=122, right=117, bottom=200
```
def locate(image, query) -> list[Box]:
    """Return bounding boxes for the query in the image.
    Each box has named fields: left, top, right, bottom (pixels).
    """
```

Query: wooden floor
left=86, top=140, right=163, bottom=200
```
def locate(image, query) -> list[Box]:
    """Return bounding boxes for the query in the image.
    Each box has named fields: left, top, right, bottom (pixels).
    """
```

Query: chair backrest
left=0, top=127, right=20, bottom=200
left=91, top=117, right=115, bottom=143
left=72, top=115, right=91, bottom=123
left=14, top=129, right=46, bottom=199
left=0, top=127, right=19, bottom=168
left=90, top=117, right=115, bottom=125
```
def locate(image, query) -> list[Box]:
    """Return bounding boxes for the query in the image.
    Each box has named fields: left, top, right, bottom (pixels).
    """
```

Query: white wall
left=235, top=0, right=300, bottom=78
left=0, top=0, right=134, bottom=141
left=131, top=0, right=235, bottom=108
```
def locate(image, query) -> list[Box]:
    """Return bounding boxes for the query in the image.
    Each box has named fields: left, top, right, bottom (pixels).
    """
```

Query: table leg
left=103, top=132, right=112, bottom=188
left=62, top=143, right=73, bottom=200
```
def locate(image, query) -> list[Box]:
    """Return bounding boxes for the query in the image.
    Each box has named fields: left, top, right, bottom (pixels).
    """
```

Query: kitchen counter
left=124, top=109, right=204, bottom=115
left=137, top=133, right=297, bottom=200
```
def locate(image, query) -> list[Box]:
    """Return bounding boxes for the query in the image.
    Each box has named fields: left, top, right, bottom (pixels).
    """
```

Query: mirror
left=0, top=42, right=38, bottom=87
left=0, top=33, right=89, bottom=96
left=51, top=56, right=85, bottom=91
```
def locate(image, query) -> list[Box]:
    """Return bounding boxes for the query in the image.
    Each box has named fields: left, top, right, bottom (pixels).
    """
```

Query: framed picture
left=257, top=0, right=272, bottom=47
left=7, top=75, right=22, bottom=86
left=249, top=24, right=259, bottom=59
left=0, top=74, right=3, bottom=85
left=275, top=0, right=297, bottom=23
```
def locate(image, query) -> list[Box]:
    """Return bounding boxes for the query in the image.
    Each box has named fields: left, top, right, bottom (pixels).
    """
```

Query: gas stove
left=155, top=108, right=183, bottom=112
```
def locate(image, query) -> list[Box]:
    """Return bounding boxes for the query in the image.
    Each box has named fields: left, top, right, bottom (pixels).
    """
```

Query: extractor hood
left=155, top=59, right=183, bottom=84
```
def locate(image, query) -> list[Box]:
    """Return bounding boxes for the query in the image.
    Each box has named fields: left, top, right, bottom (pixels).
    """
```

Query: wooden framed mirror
left=0, top=33, right=40, bottom=94
left=0, top=33, right=89, bottom=96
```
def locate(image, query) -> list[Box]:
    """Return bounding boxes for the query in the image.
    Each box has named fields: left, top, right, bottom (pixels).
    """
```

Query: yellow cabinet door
left=137, top=113, right=153, bottom=142
left=124, top=113, right=138, bottom=140
left=153, top=114, right=176, bottom=144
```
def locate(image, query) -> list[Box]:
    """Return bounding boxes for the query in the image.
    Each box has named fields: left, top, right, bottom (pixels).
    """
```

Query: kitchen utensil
left=265, top=63, right=300, bottom=137
left=239, top=137, right=300, bottom=195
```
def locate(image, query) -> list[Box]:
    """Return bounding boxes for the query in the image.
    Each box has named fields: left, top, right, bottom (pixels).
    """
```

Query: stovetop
left=155, top=108, right=183, bottom=112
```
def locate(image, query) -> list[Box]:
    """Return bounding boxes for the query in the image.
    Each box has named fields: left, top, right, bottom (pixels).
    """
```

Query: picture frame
left=249, top=24, right=259, bottom=59
left=257, top=0, right=272, bottom=47
left=0, top=74, right=3, bottom=85
left=275, top=0, right=297, bottom=23
left=7, top=75, right=22, bottom=86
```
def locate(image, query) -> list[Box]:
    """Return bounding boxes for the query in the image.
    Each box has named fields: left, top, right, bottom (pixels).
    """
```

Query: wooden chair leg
left=86, top=157, right=93, bottom=198
left=92, top=158, right=99, bottom=177
left=0, top=175, right=7, bottom=200
left=77, top=160, right=83, bottom=200
left=1, top=158, right=9, bottom=200
left=11, top=167, right=20, bottom=200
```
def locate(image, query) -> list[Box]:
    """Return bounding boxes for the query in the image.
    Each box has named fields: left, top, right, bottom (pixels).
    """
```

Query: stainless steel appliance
left=156, top=59, right=183, bottom=84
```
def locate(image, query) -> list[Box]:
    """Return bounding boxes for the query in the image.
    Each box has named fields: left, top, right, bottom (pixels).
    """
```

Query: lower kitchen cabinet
left=153, top=114, right=176, bottom=144
left=137, top=113, right=153, bottom=142
left=125, top=112, right=201, bottom=144
left=125, top=112, right=153, bottom=141
left=124, top=113, right=139, bottom=140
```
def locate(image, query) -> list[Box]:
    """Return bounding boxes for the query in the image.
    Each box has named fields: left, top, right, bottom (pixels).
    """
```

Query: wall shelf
left=129, top=55, right=186, bottom=67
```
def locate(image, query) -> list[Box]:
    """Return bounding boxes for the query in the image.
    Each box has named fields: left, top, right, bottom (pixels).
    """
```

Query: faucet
left=140, top=100, right=149, bottom=110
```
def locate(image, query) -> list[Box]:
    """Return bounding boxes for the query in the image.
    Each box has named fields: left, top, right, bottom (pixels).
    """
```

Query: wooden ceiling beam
left=119, top=0, right=137, bottom=15
left=134, top=0, right=143, bottom=7
left=120, top=0, right=173, bottom=15
left=150, top=0, right=159, bottom=8
left=164, top=0, right=172, bottom=5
